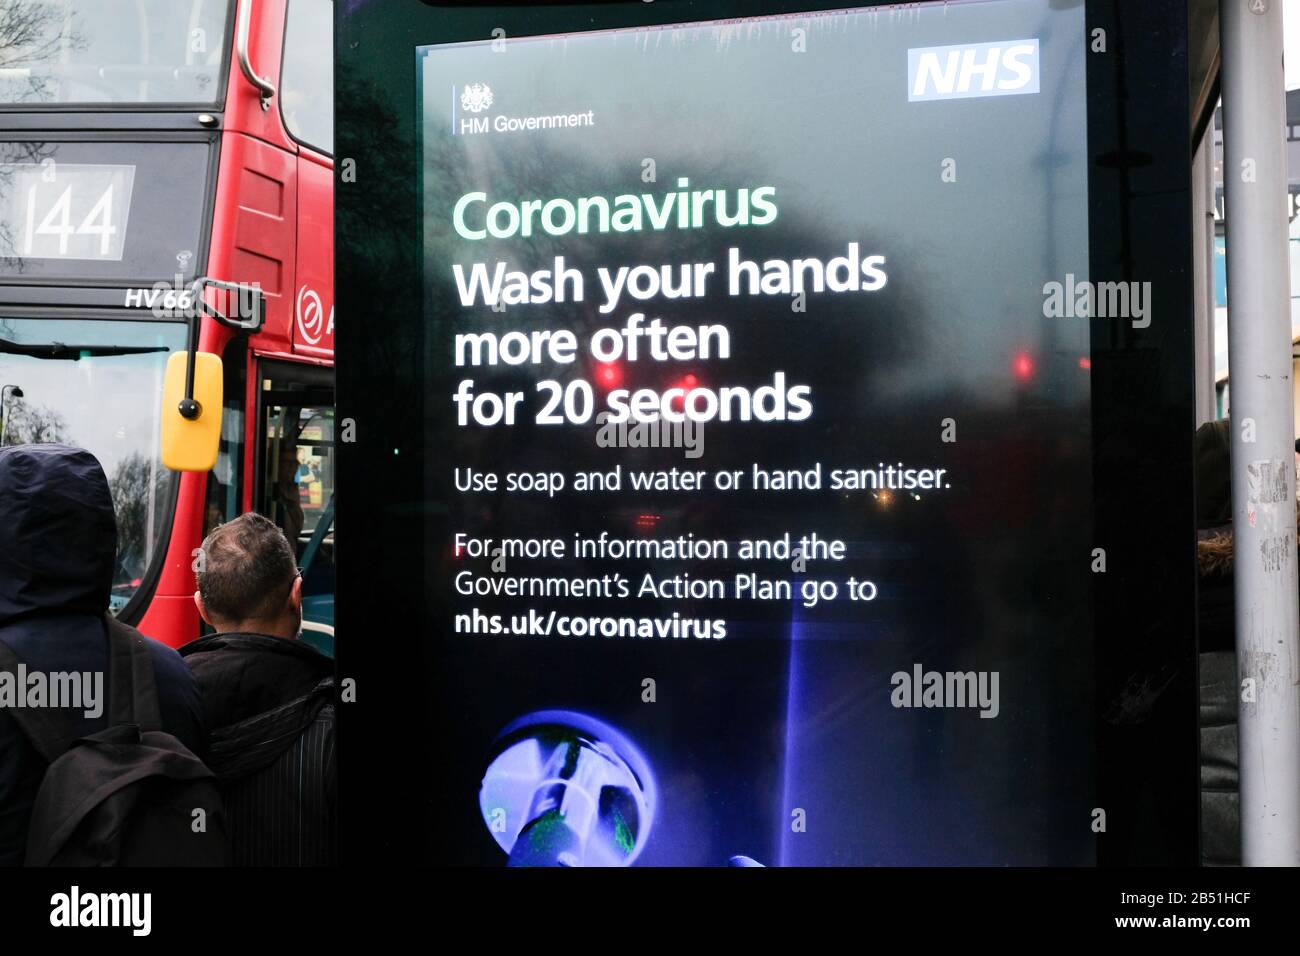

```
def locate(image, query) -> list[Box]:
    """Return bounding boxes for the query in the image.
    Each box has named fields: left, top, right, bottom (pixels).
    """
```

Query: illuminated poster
left=417, top=0, right=1093, bottom=864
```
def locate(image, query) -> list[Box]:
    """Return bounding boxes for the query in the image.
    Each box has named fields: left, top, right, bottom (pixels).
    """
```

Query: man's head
left=194, top=512, right=301, bottom=638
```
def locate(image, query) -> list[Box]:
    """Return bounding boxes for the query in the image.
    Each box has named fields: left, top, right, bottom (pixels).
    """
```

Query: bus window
left=0, top=0, right=233, bottom=107
left=0, top=314, right=185, bottom=614
left=280, top=0, right=333, bottom=154
left=258, top=363, right=334, bottom=653
left=203, top=337, right=247, bottom=537
left=0, top=139, right=215, bottom=284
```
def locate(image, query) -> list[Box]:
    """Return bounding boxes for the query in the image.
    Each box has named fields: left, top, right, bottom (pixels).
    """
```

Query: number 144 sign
left=1, top=162, right=135, bottom=261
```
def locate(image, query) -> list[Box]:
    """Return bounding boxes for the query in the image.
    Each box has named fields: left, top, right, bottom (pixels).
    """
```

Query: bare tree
left=0, top=0, right=65, bottom=68
left=0, top=0, right=84, bottom=101
left=0, top=2, right=84, bottom=267
left=0, top=140, right=58, bottom=271
left=0, top=397, right=67, bottom=445
left=108, top=450, right=171, bottom=581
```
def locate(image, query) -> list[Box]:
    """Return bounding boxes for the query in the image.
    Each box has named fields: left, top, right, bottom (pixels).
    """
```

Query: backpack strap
left=0, top=640, right=79, bottom=763
left=104, top=614, right=161, bottom=732
left=0, top=619, right=163, bottom=761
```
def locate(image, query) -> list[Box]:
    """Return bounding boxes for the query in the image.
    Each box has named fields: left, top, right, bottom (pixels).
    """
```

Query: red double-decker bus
left=0, top=0, right=335, bottom=652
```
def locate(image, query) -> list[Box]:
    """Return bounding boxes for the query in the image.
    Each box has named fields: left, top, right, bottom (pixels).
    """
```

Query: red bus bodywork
left=140, top=0, right=334, bottom=647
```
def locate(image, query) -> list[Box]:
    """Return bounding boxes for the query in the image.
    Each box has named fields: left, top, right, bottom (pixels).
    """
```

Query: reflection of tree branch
left=0, top=0, right=87, bottom=102
left=337, top=73, right=422, bottom=443
left=0, top=399, right=67, bottom=446
left=0, top=140, right=58, bottom=273
left=0, top=1, right=65, bottom=66
left=109, top=450, right=172, bottom=581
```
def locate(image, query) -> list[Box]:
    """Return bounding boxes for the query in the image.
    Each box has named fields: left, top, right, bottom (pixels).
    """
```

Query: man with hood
left=0, top=444, right=206, bottom=866
left=182, top=511, right=336, bottom=865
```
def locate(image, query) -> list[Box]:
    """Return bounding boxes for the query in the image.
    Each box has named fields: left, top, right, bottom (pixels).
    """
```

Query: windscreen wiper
left=0, top=337, right=168, bottom=360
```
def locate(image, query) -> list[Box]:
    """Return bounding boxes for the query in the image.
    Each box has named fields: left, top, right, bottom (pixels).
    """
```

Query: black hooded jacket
left=180, top=632, right=336, bottom=865
left=0, top=444, right=205, bottom=866
left=182, top=632, right=332, bottom=729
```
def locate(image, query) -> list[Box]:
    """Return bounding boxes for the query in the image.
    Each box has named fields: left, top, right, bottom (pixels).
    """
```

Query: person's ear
left=289, top=574, right=303, bottom=612
left=194, top=591, right=215, bottom=626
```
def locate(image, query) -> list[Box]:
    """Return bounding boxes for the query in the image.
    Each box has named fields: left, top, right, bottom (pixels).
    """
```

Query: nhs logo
left=908, top=39, right=1039, bottom=101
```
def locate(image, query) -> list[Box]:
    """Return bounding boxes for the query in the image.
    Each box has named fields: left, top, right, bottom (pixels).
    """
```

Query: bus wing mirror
left=193, top=277, right=265, bottom=332
left=161, top=350, right=222, bottom=472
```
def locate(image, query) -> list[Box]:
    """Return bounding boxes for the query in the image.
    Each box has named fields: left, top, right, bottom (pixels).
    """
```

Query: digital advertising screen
left=338, top=0, right=1199, bottom=869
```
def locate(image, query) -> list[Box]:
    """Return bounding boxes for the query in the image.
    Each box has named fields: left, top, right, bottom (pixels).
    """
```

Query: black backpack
left=0, top=616, right=231, bottom=866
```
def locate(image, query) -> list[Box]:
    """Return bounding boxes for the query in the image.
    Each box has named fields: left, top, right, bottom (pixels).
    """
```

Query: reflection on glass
left=0, top=0, right=231, bottom=106
left=265, top=404, right=334, bottom=541
left=0, top=140, right=212, bottom=283
left=281, top=0, right=334, bottom=152
left=264, top=401, right=335, bottom=640
left=0, top=317, right=186, bottom=611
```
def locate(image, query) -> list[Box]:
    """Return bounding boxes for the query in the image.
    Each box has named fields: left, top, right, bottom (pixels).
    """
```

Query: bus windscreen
left=0, top=0, right=232, bottom=107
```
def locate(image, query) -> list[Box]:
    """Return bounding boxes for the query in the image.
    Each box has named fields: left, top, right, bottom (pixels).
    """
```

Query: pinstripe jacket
left=181, top=632, right=336, bottom=866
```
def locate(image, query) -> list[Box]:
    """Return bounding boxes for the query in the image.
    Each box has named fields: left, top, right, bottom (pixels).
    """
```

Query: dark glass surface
left=336, top=0, right=1198, bottom=866
left=0, top=138, right=215, bottom=284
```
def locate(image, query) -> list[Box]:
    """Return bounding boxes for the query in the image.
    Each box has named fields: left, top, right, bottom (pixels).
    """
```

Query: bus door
left=255, top=360, right=335, bottom=654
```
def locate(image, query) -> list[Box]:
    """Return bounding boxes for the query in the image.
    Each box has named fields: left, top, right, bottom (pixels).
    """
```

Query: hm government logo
left=452, top=82, right=595, bottom=137
left=460, top=82, right=493, bottom=113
